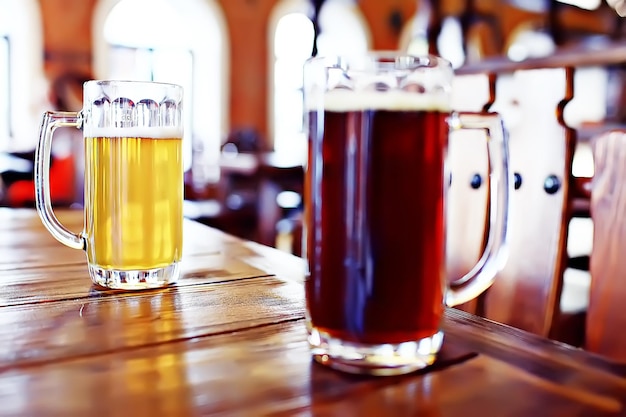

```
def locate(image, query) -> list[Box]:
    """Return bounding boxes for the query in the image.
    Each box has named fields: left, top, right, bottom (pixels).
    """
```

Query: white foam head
left=83, top=126, right=183, bottom=138
left=310, top=89, right=451, bottom=112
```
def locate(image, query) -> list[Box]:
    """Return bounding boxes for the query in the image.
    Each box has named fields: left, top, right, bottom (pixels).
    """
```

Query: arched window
left=269, top=0, right=370, bottom=156
left=315, top=0, right=371, bottom=56
left=93, top=0, right=228, bottom=181
left=269, top=1, right=314, bottom=158
left=0, top=0, right=47, bottom=153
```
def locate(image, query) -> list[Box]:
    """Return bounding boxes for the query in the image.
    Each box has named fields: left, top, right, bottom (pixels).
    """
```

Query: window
left=0, top=35, right=9, bottom=144
left=105, top=44, right=194, bottom=151
left=315, top=0, right=370, bottom=57
left=272, top=11, right=314, bottom=157
left=0, top=0, right=46, bottom=153
left=94, top=0, right=228, bottom=181
left=269, top=0, right=370, bottom=156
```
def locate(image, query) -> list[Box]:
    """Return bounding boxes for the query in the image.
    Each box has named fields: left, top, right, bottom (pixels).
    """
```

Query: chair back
left=587, top=130, right=626, bottom=362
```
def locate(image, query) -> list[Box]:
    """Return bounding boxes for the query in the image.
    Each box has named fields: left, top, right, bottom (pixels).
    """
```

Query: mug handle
left=34, top=111, right=85, bottom=250
left=445, top=111, right=510, bottom=307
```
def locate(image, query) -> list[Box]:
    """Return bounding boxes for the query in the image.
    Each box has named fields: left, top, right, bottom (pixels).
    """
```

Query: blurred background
left=0, top=0, right=624, bottom=249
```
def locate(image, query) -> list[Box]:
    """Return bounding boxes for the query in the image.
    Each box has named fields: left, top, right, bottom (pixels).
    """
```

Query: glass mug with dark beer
left=35, top=80, right=184, bottom=290
left=303, top=53, right=509, bottom=375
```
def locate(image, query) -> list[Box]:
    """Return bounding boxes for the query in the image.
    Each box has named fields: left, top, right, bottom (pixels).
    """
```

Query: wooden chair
left=586, top=130, right=626, bottom=362
left=449, top=39, right=626, bottom=352
left=449, top=67, right=583, bottom=344
left=486, top=67, right=579, bottom=340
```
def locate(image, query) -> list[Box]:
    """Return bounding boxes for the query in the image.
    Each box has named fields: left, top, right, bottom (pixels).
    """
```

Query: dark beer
left=305, top=103, right=449, bottom=345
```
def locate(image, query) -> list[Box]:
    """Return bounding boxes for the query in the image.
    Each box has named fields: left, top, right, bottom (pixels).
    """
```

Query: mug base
left=88, top=262, right=180, bottom=290
left=308, top=327, right=443, bottom=376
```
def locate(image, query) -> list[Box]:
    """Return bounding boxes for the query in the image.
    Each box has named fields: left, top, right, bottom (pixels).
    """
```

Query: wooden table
left=1, top=208, right=625, bottom=416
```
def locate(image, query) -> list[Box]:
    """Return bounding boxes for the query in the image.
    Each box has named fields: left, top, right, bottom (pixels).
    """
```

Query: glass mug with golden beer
left=303, top=53, right=510, bottom=375
left=35, top=80, right=184, bottom=290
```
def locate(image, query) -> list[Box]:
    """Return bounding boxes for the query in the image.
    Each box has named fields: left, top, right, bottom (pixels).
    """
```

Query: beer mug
left=35, top=80, right=184, bottom=290
left=303, top=53, right=509, bottom=375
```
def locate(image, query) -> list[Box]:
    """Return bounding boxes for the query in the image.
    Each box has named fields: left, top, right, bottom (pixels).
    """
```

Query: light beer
left=84, top=127, right=183, bottom=271
left=35, top=80, right=185, bottom=289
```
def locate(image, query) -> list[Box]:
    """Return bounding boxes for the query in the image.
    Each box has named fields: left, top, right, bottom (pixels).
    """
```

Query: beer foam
left=84, top=126, right=183, bottom=138
left=311, top=89, right=451, bottom=112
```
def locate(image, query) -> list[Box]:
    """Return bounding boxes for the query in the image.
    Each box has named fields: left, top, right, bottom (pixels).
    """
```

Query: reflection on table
left=1, top=208, right=625, bottom=415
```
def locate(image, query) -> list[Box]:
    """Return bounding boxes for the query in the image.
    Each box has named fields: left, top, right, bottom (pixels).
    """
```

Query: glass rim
left=82, top=79, right=184, bottom=104
left=83, top=79, right=183, bottom=90
left=305, top=51, right=453, bottom=71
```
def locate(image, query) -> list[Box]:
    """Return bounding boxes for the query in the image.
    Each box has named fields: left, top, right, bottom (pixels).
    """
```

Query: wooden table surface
left=1, top=208, right=625, bottom=416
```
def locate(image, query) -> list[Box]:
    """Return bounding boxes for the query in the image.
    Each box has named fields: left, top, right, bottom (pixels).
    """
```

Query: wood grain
left=456, top=41, right=626, bottom=75
left=1, top=209, right=625, bottom=416
left=0, top=276, right=304, bottom=369
left=0, top=313, right=624, bottom=417
left=588, top=130, right=626, bottom=361
left=482, top=68, right=573, bottom=337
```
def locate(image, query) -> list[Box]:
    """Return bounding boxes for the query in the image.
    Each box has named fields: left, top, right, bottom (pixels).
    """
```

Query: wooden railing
left=456, top=41, right=626, bottom=75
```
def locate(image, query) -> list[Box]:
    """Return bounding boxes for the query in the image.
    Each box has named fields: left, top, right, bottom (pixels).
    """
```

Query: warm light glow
left=271, top=0, right=370, bottom=156
left=101, top=0, right=227, bottom=178
left=507, top=30, right=555, bottom=61
left=104, top=0, right=191, bottom=48
left=273, top=12, right=314, bottom=157
left=401, top=14, right=465, bottom=68
left=510, top=0, right=601, bottom=11
left=274, top=13, right=314, bottom=59
left=316, top=1, right=369, bottom=56
left=437, top=17, right=465, bottom=69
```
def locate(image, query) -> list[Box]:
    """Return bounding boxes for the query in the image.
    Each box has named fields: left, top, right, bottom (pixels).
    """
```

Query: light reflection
left=104, top=0, right=191, bottom=48
left=507, top=30, right=555, bottom=62
left=557, top=0, right=602, bottom=10
left=0, top=373, right=30, bottom=414
left=273, top=12, right=313, bottom=158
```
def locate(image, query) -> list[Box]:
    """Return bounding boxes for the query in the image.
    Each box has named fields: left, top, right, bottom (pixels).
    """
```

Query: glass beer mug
left=35, top=80, right=184, bottom=290
left=303, top=53, right=509, bottom=375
